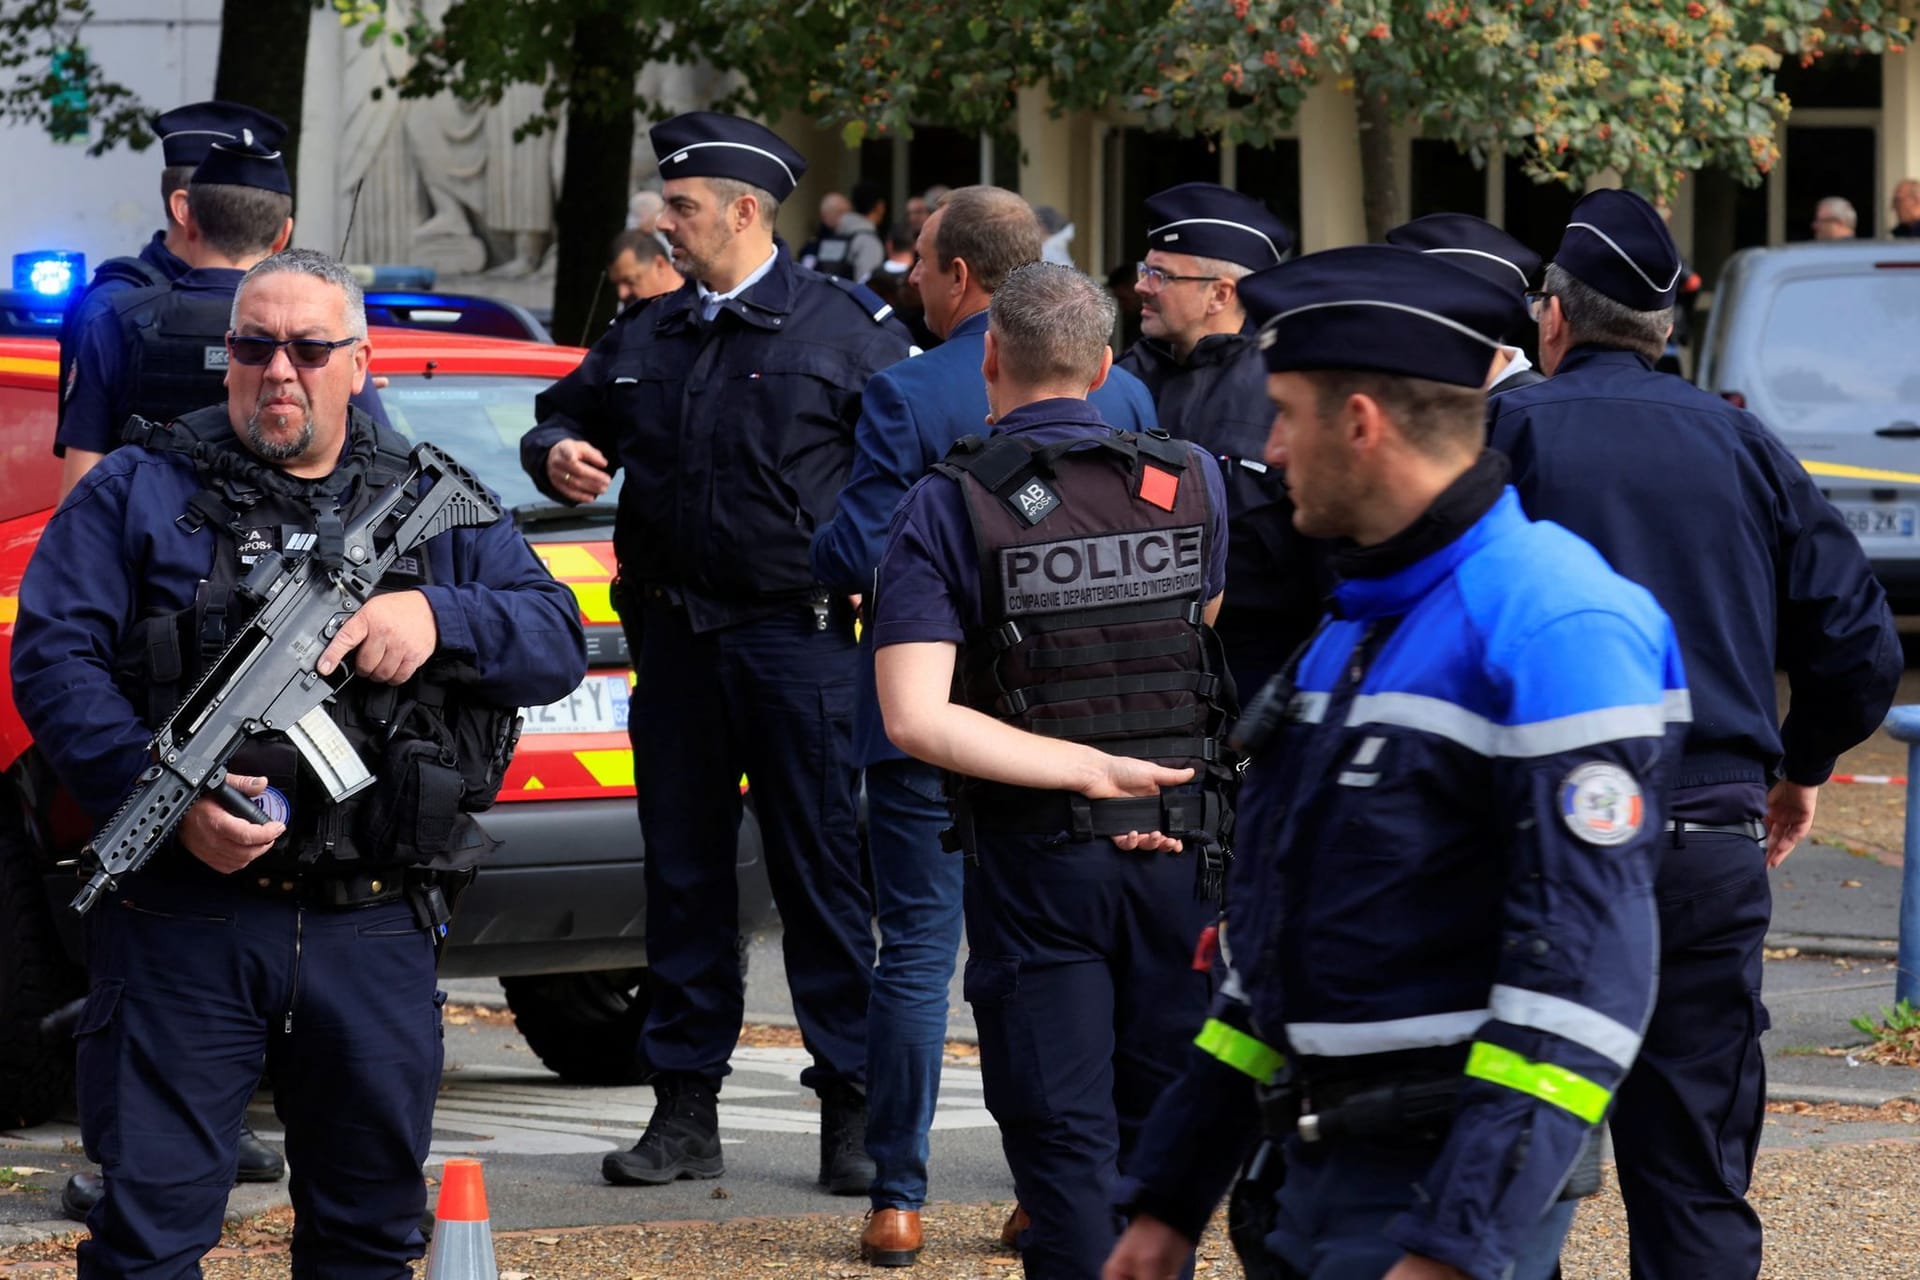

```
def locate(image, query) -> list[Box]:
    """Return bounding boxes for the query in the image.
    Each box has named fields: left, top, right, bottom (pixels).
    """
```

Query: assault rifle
left=71, top=442, right=500, bottom=914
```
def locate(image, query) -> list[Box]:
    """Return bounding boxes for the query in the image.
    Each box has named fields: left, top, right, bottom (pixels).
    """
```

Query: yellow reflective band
left=1194, top=1018, right=1285, bottom=1081
left=1803, top=459, right=1920, bottom=487
left=0, top=596, right=15, bottom=625
left=0, top=356, right=58, bottom=378
left=1464, top=1042, right=1609, bottom=1124
left=576, top=749, right=636, bottom=787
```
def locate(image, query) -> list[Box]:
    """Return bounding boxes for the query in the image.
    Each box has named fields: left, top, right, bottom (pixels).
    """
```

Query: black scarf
left=1328, top=449, right=1509, bottom=581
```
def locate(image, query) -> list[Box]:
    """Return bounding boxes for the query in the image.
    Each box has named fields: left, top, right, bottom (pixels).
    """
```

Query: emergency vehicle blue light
left=13, top=250, right=85, bottom=298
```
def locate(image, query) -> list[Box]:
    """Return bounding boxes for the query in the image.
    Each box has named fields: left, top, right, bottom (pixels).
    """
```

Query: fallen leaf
left=533, top=1236, right=560, bottom=1245
left=1843, top=879, right=1864, bottom=888
left=504, top=1272, right=534, bottom=1280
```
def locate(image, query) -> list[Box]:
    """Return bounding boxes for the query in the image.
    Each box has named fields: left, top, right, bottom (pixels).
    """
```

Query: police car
left=0, top=294, right=774, bottom=1123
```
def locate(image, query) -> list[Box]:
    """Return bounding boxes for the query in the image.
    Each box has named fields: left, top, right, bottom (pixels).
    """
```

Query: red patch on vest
left=1139, top=465, right=1179, bottom=511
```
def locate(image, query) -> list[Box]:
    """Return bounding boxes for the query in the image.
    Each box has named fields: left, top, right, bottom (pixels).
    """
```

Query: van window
left=0, top=382, right=59, bottom=524
left=1757, top=272, right=1920, bottom=427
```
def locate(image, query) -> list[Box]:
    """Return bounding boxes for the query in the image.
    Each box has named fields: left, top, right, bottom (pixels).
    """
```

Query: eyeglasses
left=1136, top=262, right=1223, bottom=290
left=226, top=334, right=359, bottom=368
left=1524, top=291, right=1555, bottom=323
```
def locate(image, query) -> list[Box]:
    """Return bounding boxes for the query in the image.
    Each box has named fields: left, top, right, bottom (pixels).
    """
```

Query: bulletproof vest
left=811, top=231, right=873, bottom=280
left=934, top=429, right=1238, bottom=886
left=112, top=283, right=236, bottom=429
left=113, top=405, right=518, bottom=877
left=56, top=255, right=170, bottom=427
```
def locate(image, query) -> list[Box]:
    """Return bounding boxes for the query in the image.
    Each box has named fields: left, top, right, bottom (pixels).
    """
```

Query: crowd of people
left=15, top=98, right=1909, bottom=1280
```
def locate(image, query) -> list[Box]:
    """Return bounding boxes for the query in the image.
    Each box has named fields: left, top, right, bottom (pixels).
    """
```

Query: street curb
left=1767, top=1082, right=1920, bottom=1107
left=0, top=1183, right=293, bottom=1253
left=1766, top=933, right=1898, bottom=960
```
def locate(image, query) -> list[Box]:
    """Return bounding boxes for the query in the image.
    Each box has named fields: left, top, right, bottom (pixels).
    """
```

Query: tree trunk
left=214, top=0, right=312, bottom=193
left=1356, top=89, right=1400, bottom=242
left=550, top=13, right=640, bottom=346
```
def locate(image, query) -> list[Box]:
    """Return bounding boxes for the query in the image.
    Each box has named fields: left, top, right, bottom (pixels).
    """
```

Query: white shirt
left=1489, top=347, right=1535, bottom=390
left=697, top=248, right=779, bottom=320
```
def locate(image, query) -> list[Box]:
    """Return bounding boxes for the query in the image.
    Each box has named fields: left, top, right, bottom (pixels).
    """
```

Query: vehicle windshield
left=379, top=373, right=621, bottom=512
left=1756, top=272, right=1920, bottom=427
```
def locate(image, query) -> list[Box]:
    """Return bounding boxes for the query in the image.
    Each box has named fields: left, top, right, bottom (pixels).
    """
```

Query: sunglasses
left=225, top=334, right=359, bottom=368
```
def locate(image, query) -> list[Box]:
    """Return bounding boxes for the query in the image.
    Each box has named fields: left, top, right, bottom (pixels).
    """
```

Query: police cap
left=1240, top=245, right=1511, bottom=388
left=1144, top=182, right=1292, bottom=269
left=192, top=133, right=292, bottom=197
left=1385, top=213, right=1541, bottom=339
left=1551, top=189, right=1682, bottom=311
left=150, top=100, right=287, bottom=169
left=649, top=112, right=807, bottom=202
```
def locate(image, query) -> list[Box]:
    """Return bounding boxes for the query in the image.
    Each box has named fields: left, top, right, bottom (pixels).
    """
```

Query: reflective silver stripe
left=1260, top=300, right=1499, bottom=352
left=663, top=140, right=799, bottom=189
left=1488, top=985, right=1642, bottom=1070
left=1664, top=688, right=1692, bottom=723
left=1346, top=692, right=1671, bottom=759
left=1420, top=246, right=1531, bottom=289
left=1336, top=771, right=1379, bottom=788
left=1564, top=221, right=1684, bottom=295
left=1149, top=217, right=1285, bottom=264
left=1285, top=1009, right=1486, bottom=1056
left=1290, top=691, right=1330, bottom=724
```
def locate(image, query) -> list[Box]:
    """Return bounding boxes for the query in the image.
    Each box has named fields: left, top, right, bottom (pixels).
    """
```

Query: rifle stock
left=71, top=443, right=499, bottom=914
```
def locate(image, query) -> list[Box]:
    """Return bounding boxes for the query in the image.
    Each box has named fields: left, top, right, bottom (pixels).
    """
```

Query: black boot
left=602, top=1074, right=724, bottom=1185
left=235, top=1124, right=286, bottom=1183
left=819, top=1082, right=875, bottom=1196
left=60, top=1171, right=103, bottom=1223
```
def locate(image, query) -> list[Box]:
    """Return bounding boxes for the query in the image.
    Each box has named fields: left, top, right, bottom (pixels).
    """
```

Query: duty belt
left=1667, top=819, right=1765, bottom=841
left=964, top=789, right=1225, bottom=841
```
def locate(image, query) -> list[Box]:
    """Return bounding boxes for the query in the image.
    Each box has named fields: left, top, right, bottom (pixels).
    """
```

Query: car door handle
left=1876, top=422, right=1920, bottom=438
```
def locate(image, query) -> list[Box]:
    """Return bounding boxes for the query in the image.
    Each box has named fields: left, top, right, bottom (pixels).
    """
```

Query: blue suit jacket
left=810, top=308, right=1158, bottom=765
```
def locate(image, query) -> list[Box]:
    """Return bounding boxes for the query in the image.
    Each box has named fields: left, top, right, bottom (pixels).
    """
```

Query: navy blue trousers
left=963, top=831, right=1213, bottom=1280
left=1608, top=829, right=1770, bottom=1280
left=630, top=604, right=873, bottom=1093
left=75, top=870, right=441, bottom=1280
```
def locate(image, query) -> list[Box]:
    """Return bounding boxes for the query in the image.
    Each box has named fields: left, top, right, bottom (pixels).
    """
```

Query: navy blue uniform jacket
left=1490, top=346, right=1900, bottom=801
left=523, top=246, right=913, bottom=633
left=809, top=308, right=1159, bottom=767
left=1118, top=488, right=1688, bottom=1280
left=11, top=426, right=585, bottom=823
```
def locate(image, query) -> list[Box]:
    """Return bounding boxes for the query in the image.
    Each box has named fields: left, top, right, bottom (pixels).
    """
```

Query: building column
left=1883, top=49, right=1920, bottom=222
left=1015, top=84, right=1098, bottom=268
left=772, top=110, right=844, bottom=249
left=1297, top=80, right=1366, bottom=250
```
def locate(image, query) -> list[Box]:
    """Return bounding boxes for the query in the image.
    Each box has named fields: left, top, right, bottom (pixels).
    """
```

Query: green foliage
left=0, top=0, right=155, bottom=154
left=1851, top=997, right=1920, bottom=1040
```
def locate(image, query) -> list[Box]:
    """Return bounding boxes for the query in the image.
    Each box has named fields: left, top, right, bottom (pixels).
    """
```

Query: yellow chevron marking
left=1803, top=460, right=1920, bottom=487
left=569, top=580, right=618, bottom=624
left=576, top=750, right=635, bottom=787
left=537, top=544, right=613, bottom=581
left=521, top=777, right=545, bottom=791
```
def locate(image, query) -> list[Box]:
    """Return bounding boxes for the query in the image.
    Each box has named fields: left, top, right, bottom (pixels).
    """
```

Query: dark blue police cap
left=649, top=112, right=807, bottom=202
left=1552, top=189, right=1682, bottom=311
left=1384, top=213, right=1540, bottom=298
left=150, top=100, right=286, bottom=169
left=1240, top=245, right=1512, bottom=387
left=192, top=134, right=291, bottom=197
left=1144, top=182, right=1292, bottom=269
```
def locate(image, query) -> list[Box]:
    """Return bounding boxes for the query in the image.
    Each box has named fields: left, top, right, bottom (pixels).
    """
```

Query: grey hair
left=989, top=261, right=1118, bottom=387
left=1816, top=195, right=1858, bottom=229
left=232, top=248, right=368, bottom=339
left=1188, top=254, right=1253, bottom=283
left=708, top=176, right=780, bottom=227
left=1544, top=262, right=1670, bottom=362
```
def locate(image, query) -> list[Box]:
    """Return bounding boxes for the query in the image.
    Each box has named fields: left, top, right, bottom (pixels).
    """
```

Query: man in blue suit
left=811, top=185, right=1155, bottom=1267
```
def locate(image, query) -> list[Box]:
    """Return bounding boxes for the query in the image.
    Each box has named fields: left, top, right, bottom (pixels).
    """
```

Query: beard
left=246, top=393, right=315, bottom=462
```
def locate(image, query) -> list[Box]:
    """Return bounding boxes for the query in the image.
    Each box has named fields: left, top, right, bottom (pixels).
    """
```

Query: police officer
left=1489, top=190, right=1903, bottom=1280
left=811, top=187, right=1157, bottom=1266
left=10, top=249, right=585, bottom=1278
left=1117, top=182, right=1317, bottom=697
left=521, top=111, right=911, bottom=1194
left=56, top=100, right=284, bottom=443
left=59, top=133, right=390, bottom=499
left=1383, top=213, right=1544, bottom=396
left=1103, top=245, right=1691, bottom=1280
left=873, top=262, right=1234, bottom=1280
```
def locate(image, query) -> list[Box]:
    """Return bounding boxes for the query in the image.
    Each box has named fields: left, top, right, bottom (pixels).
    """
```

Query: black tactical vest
left=56, top=255, right=169, bottom=427
left=934, top=428, right=1238, bottom=891
left=109, top=283, right=236, bottom=430
left=113, top=406, right=520, bottom=878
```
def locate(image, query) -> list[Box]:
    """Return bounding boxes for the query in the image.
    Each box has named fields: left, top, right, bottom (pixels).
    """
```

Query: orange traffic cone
left=424, top=1158, right=498, bottom=1280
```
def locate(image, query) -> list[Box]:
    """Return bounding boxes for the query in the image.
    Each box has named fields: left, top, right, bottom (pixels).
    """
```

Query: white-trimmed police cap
left=1552, top=189, right=1682, bottom=311
left=1240, top=245, right=1512, bottom=387
left=1384, top=213, right=1541, bottom=299
left=649, top=112, right=808, bottom=202
left=1144, top=182, right=1292, bottom=269
left=192, top=132, right=290, bottom=197
left=150, top=100, right=286, bottom=169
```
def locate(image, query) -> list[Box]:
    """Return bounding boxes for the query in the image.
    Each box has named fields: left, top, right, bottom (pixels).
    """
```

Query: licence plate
left=1836, top=502, right=1917, bottom=539
left=522, top=674, right=630, bottom=735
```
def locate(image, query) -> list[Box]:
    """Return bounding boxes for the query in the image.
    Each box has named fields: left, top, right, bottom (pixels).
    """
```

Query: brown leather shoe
left=861, top=1208, right=923, bottom=1267
left=998, top=1204, right=1030, bottom=1250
